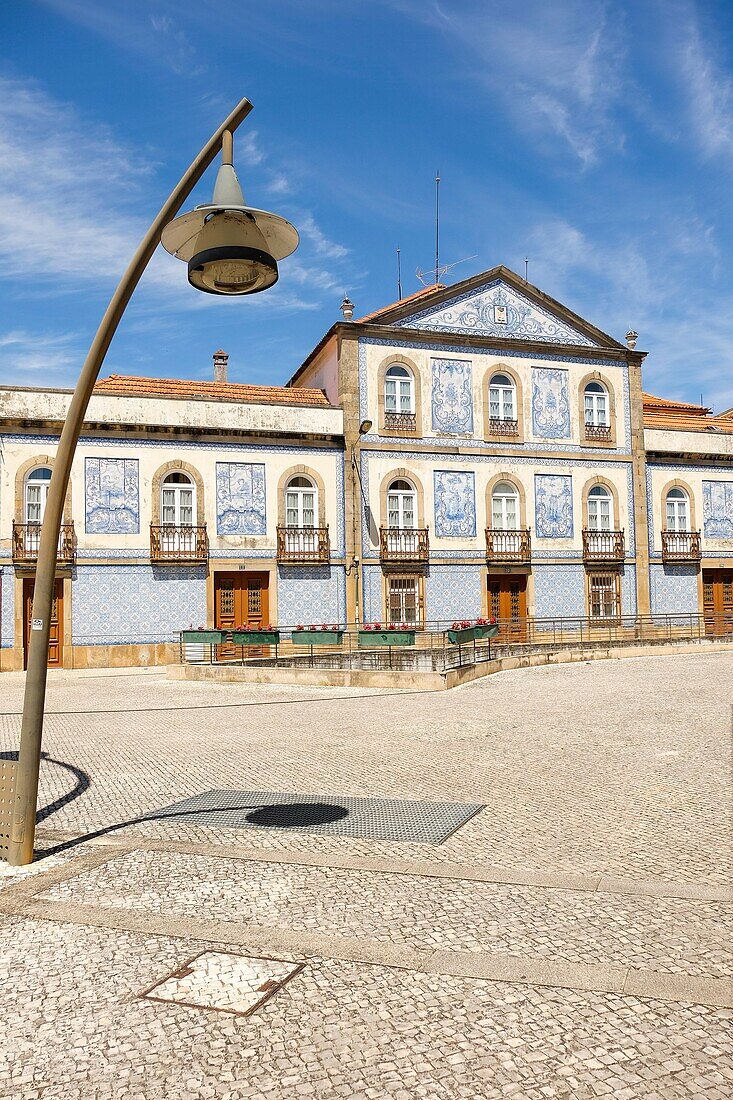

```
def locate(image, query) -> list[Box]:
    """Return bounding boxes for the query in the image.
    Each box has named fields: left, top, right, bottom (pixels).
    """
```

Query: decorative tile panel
left=646, top=464, right=733, bottom=558
left=431, top=359, right=473, bottom=434
left=533, top=565, right=586, bottom=619
left=425, top=566, right=483, bottom=626
left=703, top=481, right=733, bottom=539
left=394, top=279, right=599, bottom=345
left=72, top=564, right=207, bottom=645
left=531, top=368, right=571, bottom=439
left=621, top=565, right=637, bottom=616
left=276, top=565, right=345, bottom=627
left=361, top=565, right=384, bottom=622
left=85, top=458, right=139, bottom=534
left=216, top=463, right=266, bottom=536
left=1, top=567, right=14, bottom=648
left=434, top=471, right=476, bottom=538
left=535, top=475, right=573, bottom=539
left=649, top=564, right=699, bottom=616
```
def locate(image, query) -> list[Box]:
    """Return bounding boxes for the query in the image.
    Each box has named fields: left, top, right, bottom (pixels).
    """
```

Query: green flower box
left=358, top=630, right=416, bottom=647
left=231, top=630, right=280, bottom=646
left=181, top=630, right=224, bottom=644
left=447, top=624, right=499, bottom=645
left=291, top=630, right=344, bottom=646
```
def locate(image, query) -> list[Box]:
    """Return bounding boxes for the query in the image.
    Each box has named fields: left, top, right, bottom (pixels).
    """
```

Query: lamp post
left=7, top=98, right=298, bottom=866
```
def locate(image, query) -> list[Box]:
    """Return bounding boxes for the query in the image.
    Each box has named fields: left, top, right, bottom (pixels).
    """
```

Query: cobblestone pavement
left=0, top=652, right=732, bottom=1097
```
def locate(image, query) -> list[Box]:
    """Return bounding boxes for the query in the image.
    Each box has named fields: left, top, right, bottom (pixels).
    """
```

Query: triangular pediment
left=376, top=267, right=622, bottom=349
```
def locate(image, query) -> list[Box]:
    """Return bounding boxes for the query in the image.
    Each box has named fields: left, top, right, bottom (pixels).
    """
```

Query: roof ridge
left=355, top=283, right=447, bottom=324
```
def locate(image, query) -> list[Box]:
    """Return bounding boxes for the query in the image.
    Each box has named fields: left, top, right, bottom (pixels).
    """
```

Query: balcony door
left=284, top=476, right=318, bottom=556
left=23, top=578, right=64, bottom=668
left=386, top=479, right=418, bottom=556
left=487, top=575, right=527, bottom=641
left=24, top=467, right=52, bottom=556
left=160, top=472, right=195, bottom=555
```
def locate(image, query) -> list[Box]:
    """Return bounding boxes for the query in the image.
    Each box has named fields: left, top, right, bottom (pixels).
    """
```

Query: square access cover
left=142, top=951, right=304, bottom=1016
left=149, top=789, right=484, bottom=844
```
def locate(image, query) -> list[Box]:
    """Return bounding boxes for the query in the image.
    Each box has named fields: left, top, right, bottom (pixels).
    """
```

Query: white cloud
left=0, top=329, right=80, bottom=375
left=297, top=213, right=349, bottom=259
left=677, top=10, right=733, bottom=163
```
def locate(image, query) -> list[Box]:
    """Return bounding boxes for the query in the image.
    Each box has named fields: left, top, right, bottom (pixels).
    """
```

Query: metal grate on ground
left=147, top=790, right=485, bottom=845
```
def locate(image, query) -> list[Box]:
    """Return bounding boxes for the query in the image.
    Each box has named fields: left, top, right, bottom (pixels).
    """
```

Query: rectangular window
left=589, top=572, right=620, bottom=620
left=387, top=574, right=420, bottom=625
left=385, top=379, right=397, bottom=413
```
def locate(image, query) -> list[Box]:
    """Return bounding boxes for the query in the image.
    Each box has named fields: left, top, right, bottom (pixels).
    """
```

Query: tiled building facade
left=2, top=266, right=732, bottom=670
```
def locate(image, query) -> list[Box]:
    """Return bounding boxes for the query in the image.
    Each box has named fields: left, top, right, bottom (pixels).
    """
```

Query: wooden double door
left=703, top=570, right=733, bottom=635
left=214, top=571, right=270, bottom=658
left=23, top=578, right=64, bottom=668
left=488, top=574, right=528, bottom=641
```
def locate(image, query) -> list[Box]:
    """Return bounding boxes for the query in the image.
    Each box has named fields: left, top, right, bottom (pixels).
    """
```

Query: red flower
left=374, top=622, right=382, bottom=630
left=295, top=624, right=303, bottom=631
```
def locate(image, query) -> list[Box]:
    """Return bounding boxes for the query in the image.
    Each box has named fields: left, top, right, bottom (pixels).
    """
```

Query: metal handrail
left=582, top=528, right=625, bottom=561
left=485, top=528, right=531, bottom=562
left=150, top=523, right=208, bottom=562
left=276, top=525, right=330, bottom=563
left=661, top=530, right=702, bottom=561
left=12, top=521, right=76, bottom=564
left=379, top=526, right=429, bottom=561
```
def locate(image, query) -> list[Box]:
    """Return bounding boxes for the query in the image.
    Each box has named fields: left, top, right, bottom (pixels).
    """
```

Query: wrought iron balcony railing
left=662, top=530, right=702, bottom=562
left=277, top=525, right=330, bottom=563
left=585, top=422, right=612, bottom=442
left=485, top=528, right=531, bottom=563
left=383, top=411, right=417, bottom=432
left=150, top=524, right=208, bottom=562
left=582, top=528, right=625, bottom=562
left=379, top=527, right=429, bottom=562
left=12, top=521, right=76, bottom=565
left=487, top=416, right=519, bottom=437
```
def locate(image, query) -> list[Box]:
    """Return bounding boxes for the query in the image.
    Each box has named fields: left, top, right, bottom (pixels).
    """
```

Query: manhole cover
left=141, top=951, right=304, bottom=1016
left=147, top=789, right=484, bottom=844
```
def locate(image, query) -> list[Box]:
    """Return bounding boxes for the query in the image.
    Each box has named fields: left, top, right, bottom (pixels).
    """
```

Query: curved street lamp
left=7, top=98, right=298, bottom=866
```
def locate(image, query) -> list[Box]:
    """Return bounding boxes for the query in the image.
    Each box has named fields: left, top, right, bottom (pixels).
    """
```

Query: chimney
left=213, top=349, right=229, bottom=384
left=625, top=330, right=638, bottom=350
left=340, top=295, right=354, bottom=321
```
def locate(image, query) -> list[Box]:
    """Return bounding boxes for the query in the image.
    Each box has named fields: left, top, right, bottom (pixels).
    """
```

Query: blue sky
left=3, top=0, right=733, bottom=408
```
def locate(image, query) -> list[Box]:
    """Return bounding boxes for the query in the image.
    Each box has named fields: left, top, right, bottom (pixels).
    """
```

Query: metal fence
left=179, top=612, right=732, bottom=675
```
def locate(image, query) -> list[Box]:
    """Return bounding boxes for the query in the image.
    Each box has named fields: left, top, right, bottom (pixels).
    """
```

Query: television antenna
left=415, top=171, right=476, bottom=286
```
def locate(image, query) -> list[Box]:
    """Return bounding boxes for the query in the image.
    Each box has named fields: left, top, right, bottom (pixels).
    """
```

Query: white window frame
left=489, top=373, right=516, bottom=421
left=587, top=485, right=613, bottom=531
left=386, top=479, right=417, bottom=529
left=285, top=475, right=317, bottom=529
left=24, top=467, right=52, bottom=525
left=161, top=472, right=195, bottom=527
left=584, top=382, right=609, bottom=427
left=666, top=488, right=689, bottom=532
left=491, top=482, right=520, bottom=530
left=385, top=365, right=415, bottom=415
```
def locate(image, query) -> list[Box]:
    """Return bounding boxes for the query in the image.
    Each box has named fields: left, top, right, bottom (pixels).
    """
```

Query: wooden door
left=214, top=572, right=270, bottom=659
left=703, top=570, right=733, bottom=635
left=488, top=575, right=527, bottom=642
left=24, top=578, right=64, bottom=668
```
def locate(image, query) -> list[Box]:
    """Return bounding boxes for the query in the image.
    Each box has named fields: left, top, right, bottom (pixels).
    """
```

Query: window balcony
left=12, top=521, right=76, bottom=565
left=383, top=410, right=417, bottom=432
left=485, top=528, right=531, bottom=563
left=662, top=530, right=702, bottom=562
left=582, top=528, right=625, bottom=562
left=584, top=422, right=612, bottom=442
left=379, top=527, right=429, bottom=563
left=277, top=525, right=330, bottom=564
left=150, top=524, right=208, bottom=562
left=488, top=416, right=519, bottom=437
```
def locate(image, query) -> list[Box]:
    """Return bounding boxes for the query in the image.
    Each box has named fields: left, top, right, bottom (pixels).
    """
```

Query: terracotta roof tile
left=355, top=283, right=447, bottom=324
left=94, top=375, right=332, bottom=408
left=643, top=392, right=733, bottom=434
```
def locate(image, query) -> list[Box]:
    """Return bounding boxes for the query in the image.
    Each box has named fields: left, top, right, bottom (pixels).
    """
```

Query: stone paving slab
left=1, top=915, right=733, bottom=1100
left=2, top=653, right=730, bottom=884
left=37, top=849, right=733, bottom=978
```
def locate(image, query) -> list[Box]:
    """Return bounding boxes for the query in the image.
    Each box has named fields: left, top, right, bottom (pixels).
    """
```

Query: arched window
left=666, top=487, right=689, bottom=532
left=385, top=365, right=414, bottom=415
left=387, top=478, right=416, bottom=529
left=25, top=467, right=52, bottom=524
left=161, top=471, right=195, bottom=527
left=285, top=475, right=317, bottom=528
left=587, top=484, right=613, bottom=530
left=491, top=481, right=519, bottom=530
left=584, top=381, right=609, bottom=427
left=489, top=373, right=516, bottom=422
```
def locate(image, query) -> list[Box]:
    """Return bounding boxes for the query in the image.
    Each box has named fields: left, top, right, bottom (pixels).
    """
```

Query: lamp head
left=161, top=137, right=299, bottom=296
